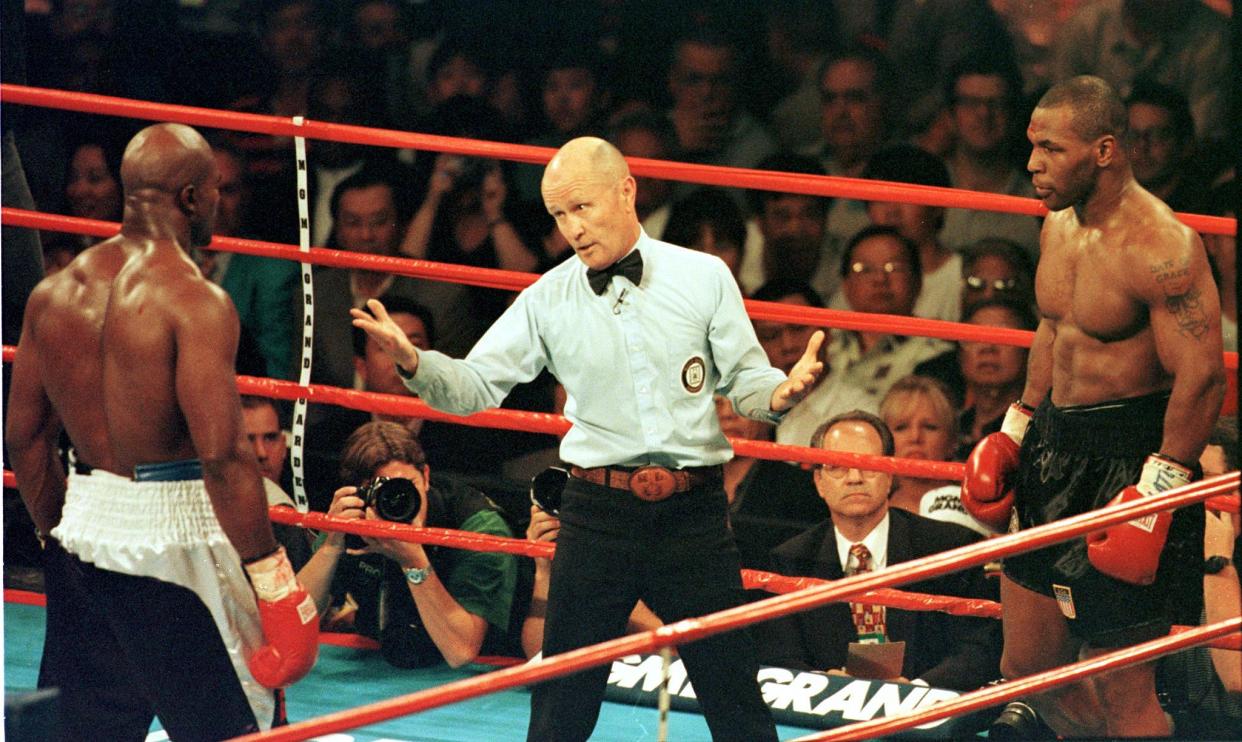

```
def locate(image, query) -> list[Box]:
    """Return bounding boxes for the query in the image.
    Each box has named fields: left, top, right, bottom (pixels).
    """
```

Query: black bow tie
left=586, top=250, right=643, bottom=295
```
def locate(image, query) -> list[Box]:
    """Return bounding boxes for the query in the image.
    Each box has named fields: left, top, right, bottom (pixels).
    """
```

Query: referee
left=353, top=137, right=823, bottom=741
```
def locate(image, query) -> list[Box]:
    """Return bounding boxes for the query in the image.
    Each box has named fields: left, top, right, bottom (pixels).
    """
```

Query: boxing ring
left=2, top=84, right=1239, bottom=741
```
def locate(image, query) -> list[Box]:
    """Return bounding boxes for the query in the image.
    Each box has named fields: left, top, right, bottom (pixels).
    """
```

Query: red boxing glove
left=961, top=402, right=1033, bottom=532
left=244, top=545, right=320, bottom=688
left=1087, top=454, right=1193, bottom=585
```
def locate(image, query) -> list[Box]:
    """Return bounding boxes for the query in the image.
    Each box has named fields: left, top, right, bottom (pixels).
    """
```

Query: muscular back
left=102, top=241, right=244, bottom=472
left=1036, top=186, right=1220, bottom=406
left=22, top=238, right=136, bottom=469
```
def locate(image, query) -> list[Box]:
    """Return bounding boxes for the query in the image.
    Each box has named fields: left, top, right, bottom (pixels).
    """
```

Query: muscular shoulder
left=1117, top=194, right=1205, bottom=298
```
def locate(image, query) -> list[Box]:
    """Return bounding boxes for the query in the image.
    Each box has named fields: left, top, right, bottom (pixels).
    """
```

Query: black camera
left=530, top=467, right=568, bottom=516
left=358, top=476, right=421, bottom=522
left=347, top=476, right=421, bottom=550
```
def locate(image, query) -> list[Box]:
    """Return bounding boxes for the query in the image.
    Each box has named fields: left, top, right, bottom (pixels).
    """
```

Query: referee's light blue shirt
left=402, top=230, right=787, bottom=469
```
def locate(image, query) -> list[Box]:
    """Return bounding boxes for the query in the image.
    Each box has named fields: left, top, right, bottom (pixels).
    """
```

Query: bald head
left=543, top=136, right=631, bottom=191
left=120, top=123, right=220, bottom=248
left=121, top=123, right=216, bottom=196
left=540, top=136, right=642, bottom=271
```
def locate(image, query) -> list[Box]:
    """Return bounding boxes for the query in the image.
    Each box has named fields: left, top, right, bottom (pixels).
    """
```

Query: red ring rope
left=230, top=474, right=1236, bottom=741
left=5, top=207, right=1237, bottom=374
left=1, top=84, right=1234, bottom=237
left=796, top=618, right=1242, bottom=741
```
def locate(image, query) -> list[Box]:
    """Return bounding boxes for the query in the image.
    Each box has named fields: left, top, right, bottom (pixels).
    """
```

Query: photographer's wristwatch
left=403, top=564, right=432, bottom=585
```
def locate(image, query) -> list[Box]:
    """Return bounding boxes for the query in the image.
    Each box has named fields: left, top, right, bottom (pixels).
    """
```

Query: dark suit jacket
left=758, top=508, right=1001, bottom=690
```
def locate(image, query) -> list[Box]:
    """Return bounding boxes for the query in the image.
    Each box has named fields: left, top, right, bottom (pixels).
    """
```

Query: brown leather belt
left=569, top=465, right=721, bottom=502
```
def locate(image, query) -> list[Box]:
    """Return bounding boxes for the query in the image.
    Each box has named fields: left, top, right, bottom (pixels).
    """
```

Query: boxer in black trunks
left=959, top=77, right=1224, bottom=737
left=7, top=123, right=319, bottom=740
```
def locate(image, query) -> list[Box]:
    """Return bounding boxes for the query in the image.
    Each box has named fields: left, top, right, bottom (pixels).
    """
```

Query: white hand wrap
left=999, top=402, right=1035, bottom=445
left=1136, top=454, right=1193, bottom=497
left=244, top=546, right=298, bottom=603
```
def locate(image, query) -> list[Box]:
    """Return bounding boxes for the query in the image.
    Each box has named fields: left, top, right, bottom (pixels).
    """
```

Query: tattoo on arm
left=1152, top=258, right=1209, bottom=340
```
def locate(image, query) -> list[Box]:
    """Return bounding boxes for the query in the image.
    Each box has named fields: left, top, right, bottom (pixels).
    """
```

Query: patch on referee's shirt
left=681, top=356, right=705, bottom=393
left=1052, top=584, right=1077, bottom=619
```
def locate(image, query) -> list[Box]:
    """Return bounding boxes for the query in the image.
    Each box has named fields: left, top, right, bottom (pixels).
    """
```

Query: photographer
left=521, top=474, right=662, bottom=658
left=304, top=421, right=521, bottom=668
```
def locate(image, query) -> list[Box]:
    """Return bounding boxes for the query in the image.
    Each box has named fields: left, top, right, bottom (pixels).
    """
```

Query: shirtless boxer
left=6, top=123, right=319, bottom=740
left=961, top=76, right=1225, bottom=737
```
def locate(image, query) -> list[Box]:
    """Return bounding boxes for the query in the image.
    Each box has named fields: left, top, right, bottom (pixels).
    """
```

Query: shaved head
left=121, top=123, right=216, bottom=195
left=543, top=136, right=631, bottom=190
left=1036, top=75, right=1127, bottom=142
left=120, top=123, right=220, bottom=247
left=540, top=136, right=641, bottom=270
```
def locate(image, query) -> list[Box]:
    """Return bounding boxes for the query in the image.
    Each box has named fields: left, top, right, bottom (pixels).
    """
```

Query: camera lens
left=530, top=467, right=568, bottom=515
left=373, top=477, right=420, bottom=522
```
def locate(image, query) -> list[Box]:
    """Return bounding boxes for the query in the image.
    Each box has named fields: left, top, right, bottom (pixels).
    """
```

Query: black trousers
left=38, top=541, right=265, bottom=741
left=527, top=479, right=777, bottom=741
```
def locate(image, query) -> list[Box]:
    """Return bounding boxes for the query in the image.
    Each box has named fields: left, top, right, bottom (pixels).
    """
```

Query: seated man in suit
left=758, top=410, right=1001, bottom=690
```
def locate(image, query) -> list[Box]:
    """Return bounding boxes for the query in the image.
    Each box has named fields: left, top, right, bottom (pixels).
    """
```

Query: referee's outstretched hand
left=769, top=330, right=825, bottom=412
left=350, top=299, right=421, bottom=378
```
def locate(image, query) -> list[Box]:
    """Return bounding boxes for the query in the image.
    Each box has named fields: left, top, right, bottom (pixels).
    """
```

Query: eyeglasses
left=964, top=275, right=1018, bottom=292
left=850, top=261, right=914, bottom=277
left=820, top=464, right=884, bottom=480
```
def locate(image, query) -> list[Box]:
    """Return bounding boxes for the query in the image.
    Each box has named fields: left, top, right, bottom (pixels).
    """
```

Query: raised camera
left=529, top=466, right=568, bottom=516
left=346, top=476, right=421, bottom=550
left=358, top=476, right=421, bottom=522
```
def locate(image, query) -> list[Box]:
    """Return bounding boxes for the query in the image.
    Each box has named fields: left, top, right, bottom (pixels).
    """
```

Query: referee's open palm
left=350, top=299, right=420, bottom=373
left=770, top=330, right=825, bottom=412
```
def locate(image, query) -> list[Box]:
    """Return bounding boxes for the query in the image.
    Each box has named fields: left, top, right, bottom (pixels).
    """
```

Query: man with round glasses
left=777, top=226, right=951, bottom=445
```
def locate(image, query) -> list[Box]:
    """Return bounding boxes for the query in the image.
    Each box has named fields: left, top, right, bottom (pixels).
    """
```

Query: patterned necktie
left=586, top=250, right=643, bottom=295
left=849, top=543, right=886, bottom=639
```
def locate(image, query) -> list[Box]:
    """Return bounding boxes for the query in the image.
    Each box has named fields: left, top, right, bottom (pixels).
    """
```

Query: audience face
left=336, top=184, right=400, bottom=255
left=842, top=233, right=919, bottom=316
left=669, top=41, right=738, bottom=116
left=866, top=200, right=941, bottom=247
left=212, top=150, right=246, bottom=238
left=962, top=253, right=1028, bottom=307
left=242, top=403, right=288, bottom=482
left=351, top=0, right=405, bottom=51
left=714, top=395, right=771, bottom=441
left=813, top=420, right=892, bottom=522
left=264, top=1, right=324, bottom=77
left=959, top=305, right=1029, bottom=391
left=1125, top=102, right=1184, bottom=189
left=431, top=53, right=488, bottom=104
left=359, top=310, right=432, bottom=395
left=543, top=68, right=599, bottom=135
left=884, top=392, right=955, bottom=463
left=689, top=224, right=742, bottom=277
left=819, top=59, right=885, bottom=164
left=66, top=144, right=121, bottom=221
left=952, top=74, right=1011, bottom=155
left=754, top=292, right=818, bottom=374
left=759, top=195, right=825, bottom=243
left=614, top=127, right=672, bottom=218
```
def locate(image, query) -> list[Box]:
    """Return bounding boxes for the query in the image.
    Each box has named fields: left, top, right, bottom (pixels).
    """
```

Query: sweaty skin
left=100, top=124, right=277, bottom=561
left=7, top=123, right=277, bottom=561
left=1023, top=105, right=1224, bottom=464
left=6, top=242, right=133, bottom=534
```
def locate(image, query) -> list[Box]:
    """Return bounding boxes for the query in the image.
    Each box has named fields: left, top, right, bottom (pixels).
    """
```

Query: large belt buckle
left=628, top=466, right=677, bottom=502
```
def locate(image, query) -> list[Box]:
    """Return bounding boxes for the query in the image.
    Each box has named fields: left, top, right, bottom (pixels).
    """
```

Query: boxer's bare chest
left=1038, top=221, right=1147, bottom=344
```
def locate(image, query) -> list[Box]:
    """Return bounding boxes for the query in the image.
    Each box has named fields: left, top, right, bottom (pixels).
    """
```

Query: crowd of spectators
left=5, top=0, right=1237, bottom=714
